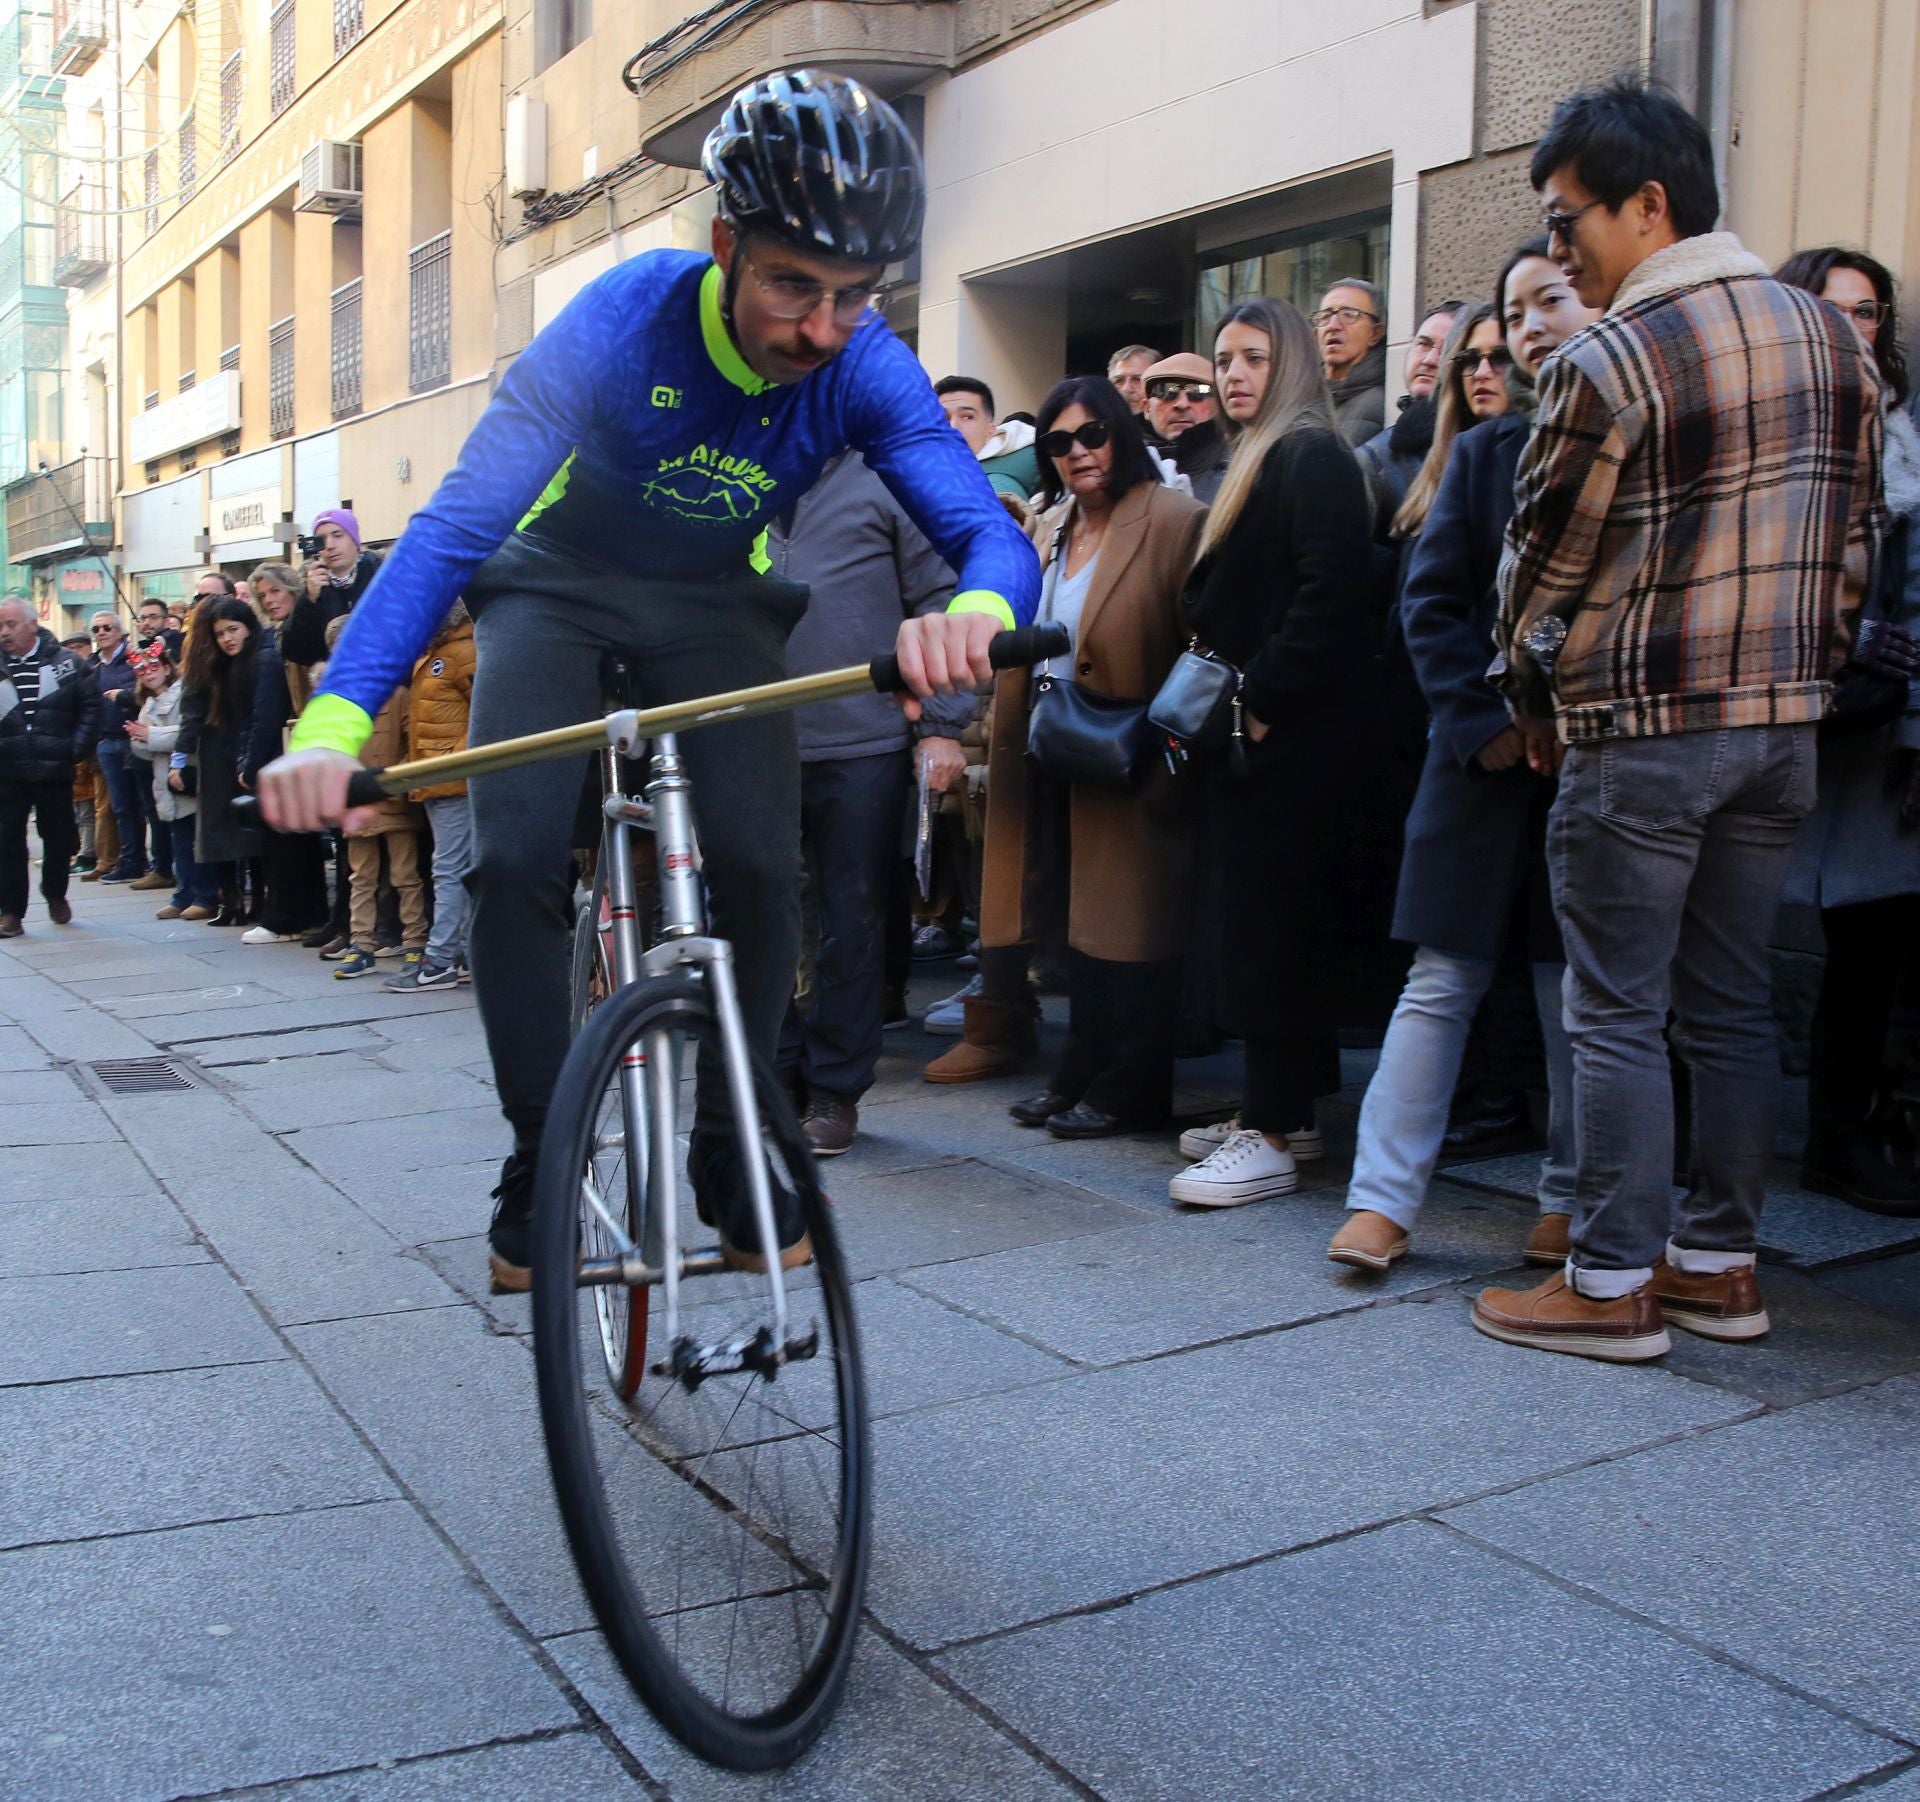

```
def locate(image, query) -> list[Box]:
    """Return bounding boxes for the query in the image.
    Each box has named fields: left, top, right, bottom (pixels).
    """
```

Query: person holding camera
left=279, top=510, right=383, bottom=668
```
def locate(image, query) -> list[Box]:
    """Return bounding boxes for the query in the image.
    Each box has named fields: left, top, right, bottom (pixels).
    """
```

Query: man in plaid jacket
left=1476, top=78, right=1885, bottom=1363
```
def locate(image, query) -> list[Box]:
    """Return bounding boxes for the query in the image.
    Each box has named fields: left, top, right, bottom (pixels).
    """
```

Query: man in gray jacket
left=769, top=452, right=982, bottom=1155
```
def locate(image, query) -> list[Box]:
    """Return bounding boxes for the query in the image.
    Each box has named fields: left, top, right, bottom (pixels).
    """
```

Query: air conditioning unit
left=297, top=141, right=364, bottom=218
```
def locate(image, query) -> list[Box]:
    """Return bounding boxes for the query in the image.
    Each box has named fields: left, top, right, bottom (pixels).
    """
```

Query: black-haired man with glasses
left=1141, top=352, right=1229, bottom=503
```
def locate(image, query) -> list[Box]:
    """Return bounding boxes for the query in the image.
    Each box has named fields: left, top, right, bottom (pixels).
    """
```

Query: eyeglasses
left=742, top=254, right=886, bottom=326
left=1454, top=346, right=1516, bottom=375
left=1145, top=378, right=1215, bottom=404
left=90, top=623, right=118, bottom=635
left=1310, top=306, right=1380, bottom=329
left=1037, top=421, right=1113, bottom=460
left=1541, top=198, right=1604, bottom=244
left=1838, top=299, right=1889, bottom=327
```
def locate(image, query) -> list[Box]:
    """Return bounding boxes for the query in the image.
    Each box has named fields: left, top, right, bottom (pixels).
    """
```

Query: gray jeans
left=422, top=794, right=474, bottom=970
left=1549, top=724, right=1817, bottom=1276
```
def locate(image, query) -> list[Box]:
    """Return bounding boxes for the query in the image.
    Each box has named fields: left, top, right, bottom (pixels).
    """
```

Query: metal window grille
left=143, top=390, right=158, bottom=411
left=178, top=446, right=197, bottom=472
left=177, top=108, right=196, bottom=203
left=268, top=315, right=295, bottom=438
left=219, top=344, right=240, bottom=373
left=269, top=1, right=296, bottom=114
left=408, top=230, right=451, bottom=393
left=220, top=428, right=242, bottom=457
left=331, top=276, right=362, bottom=418
left=178, top=370, right=194, bottom=392
left=219, top=52, right=242, bottom=162
left=332, top=0, right=362, bottom=55
left=144, top=460, right=160, bottom=483
left=143, top=148, right=159, bottom=235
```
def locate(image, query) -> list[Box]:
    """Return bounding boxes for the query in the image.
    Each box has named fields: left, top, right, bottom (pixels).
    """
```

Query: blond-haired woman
left=1171, top=297, right=1379, bottom=1208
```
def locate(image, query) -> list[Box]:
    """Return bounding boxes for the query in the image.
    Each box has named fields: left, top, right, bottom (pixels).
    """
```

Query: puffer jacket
left=0, top=629, right=99, bottom=787
left=128, top=680, right=197, bottom=822
left=349, top=683, right=420, bottom=838
left=404, top=611, right=475, bottom=800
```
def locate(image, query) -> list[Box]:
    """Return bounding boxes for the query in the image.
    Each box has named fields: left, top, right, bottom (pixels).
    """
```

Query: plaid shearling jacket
left=1494, top=231, right=1884, bottom=742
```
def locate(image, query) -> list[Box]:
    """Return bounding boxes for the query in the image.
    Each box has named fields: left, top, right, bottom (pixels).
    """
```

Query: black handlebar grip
left=867, top=622, right=1073, bottom=695
left=226, top=766, right=391, bottom=832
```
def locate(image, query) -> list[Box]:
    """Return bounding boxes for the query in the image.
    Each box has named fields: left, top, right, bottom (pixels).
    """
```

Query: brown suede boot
left=922, top=997, right=1037, bottom=1084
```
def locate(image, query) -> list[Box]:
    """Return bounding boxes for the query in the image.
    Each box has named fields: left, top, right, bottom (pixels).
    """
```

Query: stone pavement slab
left=0, top=1139, right=159, bottom=1200
left=0, top=1262, right=285, bottom=1387
left=1817, top=1250, right=1920, bottom=1323
left=0, top=1068, right=90, bottom=1106
left=547, top=1628, right=1078, bottom=1802
left=232, top=1067, right=496, bottom=1132
left=191, top=1023, right=391, bottom=1065
left=939, top=1521, right=1907, bottom=1802
left=216, top=1048, right=394, bottom=1090
left=0, top=1096, right=123, bottom=1145
left=1441, top=1373, right=1920, bottom=1740
left=283, top=1104, right=514, bottom=1182
left=824, top=1155, right=1152, bottom=1278
left=0, top=1190, right=208, bottom=1278
left=0, top=1501, right=577, bottom=1802
left=334, top=1158, right=507, bottom=1247
left=901, top=1182, right=1530, bottom=1365
left=0, top=1361, right=393, bottom=1548
left=863, top=1301, right=1751, bottom=1649
left=237, top=1733, right=645, bottom=1799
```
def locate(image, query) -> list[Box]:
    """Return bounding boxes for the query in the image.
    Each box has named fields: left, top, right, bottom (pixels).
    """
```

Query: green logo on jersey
left=651, top=385, right=682, bottom=410
left=640, top=444, right=778, bottom=525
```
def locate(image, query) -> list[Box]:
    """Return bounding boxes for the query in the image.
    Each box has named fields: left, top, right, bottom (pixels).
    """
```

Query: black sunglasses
left=1453, top=346, right=1515, bottom=375
left=1145, top=378, right=1215, bottom=403
left=1038, top=421, right=1113, bottom=460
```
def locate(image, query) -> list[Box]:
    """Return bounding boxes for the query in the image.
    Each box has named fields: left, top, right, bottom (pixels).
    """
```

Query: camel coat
left=980, top=478, right=1205, bottom=963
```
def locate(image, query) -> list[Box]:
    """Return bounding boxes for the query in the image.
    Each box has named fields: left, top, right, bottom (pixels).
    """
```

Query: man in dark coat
left=279, top=508, right=384, bottom=667
left=0, top=600, right=99, bottom=934
left=1315, top=278, right=1389, bottom=446
left=1142, top=353, right=1232, bottom=504
left=1354, top=300, right=1464, bottom=535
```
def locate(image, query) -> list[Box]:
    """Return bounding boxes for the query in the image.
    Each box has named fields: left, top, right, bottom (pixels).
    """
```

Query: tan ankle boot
left=922, top=997, right=1037, bottom=1084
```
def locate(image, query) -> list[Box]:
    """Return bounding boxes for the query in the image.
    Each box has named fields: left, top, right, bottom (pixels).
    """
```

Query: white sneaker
left=1169, top=1129, right=1298, bottom=1208
left=924, top=972, right=984, bottom=1036
left=239, top=925, right=291, bottom=945
left=1179, top=1114, right=1322, bottom=1163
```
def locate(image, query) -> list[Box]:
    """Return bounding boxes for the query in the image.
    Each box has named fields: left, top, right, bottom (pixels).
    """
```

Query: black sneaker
left=687, top=1130, right=813, bottom=1272
left=487, top=1149, right=535, bottom=1293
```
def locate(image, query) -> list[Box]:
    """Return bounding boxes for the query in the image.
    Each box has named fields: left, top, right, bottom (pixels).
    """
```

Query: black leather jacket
left=0, top=629, right=100, bottom=786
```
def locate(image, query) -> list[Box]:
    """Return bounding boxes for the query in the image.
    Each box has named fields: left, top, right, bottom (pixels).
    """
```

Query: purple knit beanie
left=312, top=507, right=361, bottom=547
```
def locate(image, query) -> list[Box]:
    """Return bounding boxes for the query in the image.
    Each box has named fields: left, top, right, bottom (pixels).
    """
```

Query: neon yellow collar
left=700, top=263, right=773, bottom=396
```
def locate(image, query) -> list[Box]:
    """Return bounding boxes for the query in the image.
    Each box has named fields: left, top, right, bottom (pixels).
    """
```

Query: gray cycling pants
left=465, top=533, right=807, bottom=1155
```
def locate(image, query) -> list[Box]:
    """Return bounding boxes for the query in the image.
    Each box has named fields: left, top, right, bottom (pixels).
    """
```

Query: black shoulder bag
left=1148, top=640, right=1247, bottom=777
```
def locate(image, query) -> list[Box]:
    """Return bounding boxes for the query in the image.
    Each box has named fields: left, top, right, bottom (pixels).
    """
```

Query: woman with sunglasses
left=926, top=378, right=1205, bottom=1135
left=1328, top=237, right=1601, bottom=1272
left=1775, top=247, right=1920, bottom=1215
left=1168, top=298, right=1378, bottom=1208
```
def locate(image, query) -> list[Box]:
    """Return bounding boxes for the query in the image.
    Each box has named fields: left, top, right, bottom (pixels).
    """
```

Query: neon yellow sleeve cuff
left=948, top=590, right=1017, bottom=631
left=288, top=693, right=375, bottom=759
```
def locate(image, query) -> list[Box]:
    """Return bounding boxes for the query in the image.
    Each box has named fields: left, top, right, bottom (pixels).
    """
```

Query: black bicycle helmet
left=702, top=69, right=924, bottom=266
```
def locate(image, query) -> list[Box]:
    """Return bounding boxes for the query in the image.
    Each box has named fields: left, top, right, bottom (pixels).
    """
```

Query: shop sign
left=213, top=486, right=285, bottom=546
left=58, top=566, right=106, bottom=594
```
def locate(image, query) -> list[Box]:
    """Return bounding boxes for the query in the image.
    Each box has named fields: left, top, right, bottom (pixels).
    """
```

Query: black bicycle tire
left=531, top=972, right=871, bottom=1771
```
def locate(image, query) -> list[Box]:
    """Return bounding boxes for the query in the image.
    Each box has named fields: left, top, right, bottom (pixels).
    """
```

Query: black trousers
left=1053, top=949, right=1182, bottom=1119
left=780, top=750, right=911, bottom=1100
left=0, top=778, right=79, bottom=918
left=465, top=535, right=807, bottom=1154
left=1810, top=894, right=1920, bottom=1134
left=257, top=823, right=331, bottom=935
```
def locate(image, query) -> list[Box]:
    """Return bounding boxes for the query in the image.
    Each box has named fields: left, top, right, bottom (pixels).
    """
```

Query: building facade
left=110, top=0, right=501, bottom=605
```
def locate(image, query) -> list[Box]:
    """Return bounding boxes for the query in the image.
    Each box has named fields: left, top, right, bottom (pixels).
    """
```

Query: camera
left=296, top=533, right=324, bottom=558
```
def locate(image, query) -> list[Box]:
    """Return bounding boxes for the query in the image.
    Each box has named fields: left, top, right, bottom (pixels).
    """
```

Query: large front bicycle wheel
left=531, top=973, right=870, bottom=1771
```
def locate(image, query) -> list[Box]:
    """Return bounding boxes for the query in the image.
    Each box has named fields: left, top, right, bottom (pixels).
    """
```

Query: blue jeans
left=422, top=794, right=475, bottom=969
left=1346, top=947, right=1575, bottom=1232
left=96, top=738, right=147, bottom=875
left=1549, top=725, right=1816, bottom=1279
left=169, top=815, right=216, bottom=910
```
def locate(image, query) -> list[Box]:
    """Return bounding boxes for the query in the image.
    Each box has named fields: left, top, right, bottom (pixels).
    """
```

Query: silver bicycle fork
left=596, top=730, right=795, bottom=1380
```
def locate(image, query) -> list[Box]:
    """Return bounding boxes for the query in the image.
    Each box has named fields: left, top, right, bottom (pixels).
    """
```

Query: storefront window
left=1196, top=212, right=1390, bottom=345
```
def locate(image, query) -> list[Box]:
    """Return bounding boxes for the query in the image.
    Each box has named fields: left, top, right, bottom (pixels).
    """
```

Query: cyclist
left=259, top=70, right=1039, bottom=1290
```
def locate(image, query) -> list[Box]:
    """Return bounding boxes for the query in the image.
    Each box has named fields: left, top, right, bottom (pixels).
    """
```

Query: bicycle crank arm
left=575, top=1246, right=733, bottom=1288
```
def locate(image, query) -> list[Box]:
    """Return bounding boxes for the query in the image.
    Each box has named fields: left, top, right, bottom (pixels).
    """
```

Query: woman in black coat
left=179, top=598, right=264, bottom=926
left=1169, top=297, right=1384, bottom=1210
left=1327, top=239, right=1600, bottom=1274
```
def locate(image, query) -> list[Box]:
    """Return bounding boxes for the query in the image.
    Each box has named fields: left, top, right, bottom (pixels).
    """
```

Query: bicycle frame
left=574, top=733, right=795, bottom=1376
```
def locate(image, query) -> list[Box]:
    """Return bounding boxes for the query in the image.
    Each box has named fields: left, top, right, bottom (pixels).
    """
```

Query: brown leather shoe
left=1523, top=1212, right=1571, bottom=1266
left=46, top=896, right=72, bottom=926
left=922, top=997, right=1037, bottom=1084
left=79, top=867, right=102, bottom=882
left=801, top=1092, right=857, bottom=1158
left=0, top=913, right=21, bottom=938
left=720, top=1230, right=815, bottom=1274
left=129, top=872, right=171, bottom=891
left=1472, top=1271, right=1670, bottom=1362
left=1327, top=1210, right=1409, bottom=1273
left=155, top=905, right=184, bottom=920
left=1652, top=1258, right=1770, bottom=1341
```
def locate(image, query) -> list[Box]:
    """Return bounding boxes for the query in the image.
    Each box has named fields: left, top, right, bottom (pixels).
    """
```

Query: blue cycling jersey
left=294, top=250, right=1040, bottom=754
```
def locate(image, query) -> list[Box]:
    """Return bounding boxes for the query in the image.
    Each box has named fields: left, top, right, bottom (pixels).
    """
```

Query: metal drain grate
left=85, top=1057, right=197, bottom=1095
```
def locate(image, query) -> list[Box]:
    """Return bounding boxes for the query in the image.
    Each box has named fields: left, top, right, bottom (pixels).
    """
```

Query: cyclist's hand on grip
left=258, top=748, right=369, bottom=834
left=892, top=612, right=1000, bottom=720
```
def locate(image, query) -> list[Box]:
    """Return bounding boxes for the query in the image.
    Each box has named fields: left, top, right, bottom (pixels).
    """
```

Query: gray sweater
left=768, top=452, right=976, bottom=761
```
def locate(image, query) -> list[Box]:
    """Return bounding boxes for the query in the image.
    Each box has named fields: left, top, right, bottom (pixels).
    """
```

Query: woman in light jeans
left=1327, top=238, right=1599, bottom=1273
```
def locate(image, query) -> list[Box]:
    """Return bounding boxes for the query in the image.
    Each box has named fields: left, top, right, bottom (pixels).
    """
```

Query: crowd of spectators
left=1, top=75, right=1909, bottom=1364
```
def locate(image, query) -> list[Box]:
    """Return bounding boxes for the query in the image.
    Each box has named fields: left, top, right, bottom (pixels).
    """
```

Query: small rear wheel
left=532, top=971, right=870, bottom=1771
